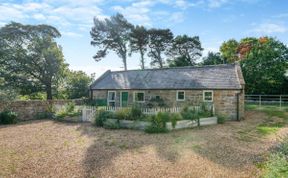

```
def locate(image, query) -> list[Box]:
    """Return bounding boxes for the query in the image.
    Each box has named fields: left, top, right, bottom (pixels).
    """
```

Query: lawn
left=0, top=110, right=288, bottom=177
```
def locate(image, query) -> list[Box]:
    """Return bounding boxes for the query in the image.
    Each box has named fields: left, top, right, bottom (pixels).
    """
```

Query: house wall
left=92, top=89, right=245, bottom=120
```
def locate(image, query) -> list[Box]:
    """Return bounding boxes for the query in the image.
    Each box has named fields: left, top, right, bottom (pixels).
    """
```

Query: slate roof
left=90, top=64, right=245, bottom=90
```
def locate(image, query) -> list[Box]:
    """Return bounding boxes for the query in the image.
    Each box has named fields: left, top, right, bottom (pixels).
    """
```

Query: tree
left=148, top=28, right=173, bottom=68
left=65, top=70, right=93, bottom=99
left=0, top=22, right=67, bottom=100
left=240, top=37, right=288, bottom=94
left=202, top=52, right=226, bottom=65
left=129, top=25, right=149, bottom=69
left=220, top=39, right=239, bottom=63
left=90, top=13, right=133, bottom=71
left=167, top=35, right=203, bottom=67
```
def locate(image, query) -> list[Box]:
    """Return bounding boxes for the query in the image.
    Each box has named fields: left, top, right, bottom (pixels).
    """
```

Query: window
left=107, top=91, right=116, bottom=106
left=176, top=90, right=185, bottom=101
left=203, top=91, right=213, bottom=102
left=134, top=92, right=145, bottom=102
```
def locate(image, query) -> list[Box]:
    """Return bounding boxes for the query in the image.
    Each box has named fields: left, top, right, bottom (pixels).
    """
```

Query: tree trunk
left=122, top=54, right=127, bottom=71
left=46, top=84, right=52, bottom=100
left=140, top=49, right=145, bottom=70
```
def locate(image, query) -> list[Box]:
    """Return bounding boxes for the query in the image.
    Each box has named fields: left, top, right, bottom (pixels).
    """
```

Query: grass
left=256, top=125, right=279, bottom=135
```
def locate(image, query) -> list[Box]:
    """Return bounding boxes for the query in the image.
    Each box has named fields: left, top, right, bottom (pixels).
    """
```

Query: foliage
left=219, top=39, right=239, bottom=63
left=65, top=70, right=93, bottom=99
left=90, top=13, right=133, bottom=71
left=201, top=52, right=226, bottom=65
left=115, top=108, right=132, bottom=120
left=0, top=22, right=68, bottom=100
left=148, top=28, right=173, bottom=68
left=130, top=105, right=143, bottom=119
left=19, top=92, right=46, bottom=100
left=103, top=119, right=120, bottom=129
left=199, top=102, right=214, bottom=117
left=170, top=113, right=182, bottom=128
left=219, top=37, right=288, bottom=94
left=0, top=110, right=18, bottom=125
left=217, top=114, right=227, bottom=124
left=240, top=37, right=288, bottom=94
left=129, top=25, right=149, bottom=69
left=263, top=136, right=288, bottom=178
left=167, top=35, right=203, bottom=67
left=145, top=112, right=170, bottom=133
left=95, top=109, right=114, bottom=127
left=180, top=106, right=199, bottom=121
left=55, top=102, right=80, bottom=119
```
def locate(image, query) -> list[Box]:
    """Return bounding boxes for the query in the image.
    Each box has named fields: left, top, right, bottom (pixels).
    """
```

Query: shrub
left=263, top=153, right=288, bottom=178
left=0, top=110, right=18, bottom=125
left=262, top=136, right=288, bottom=177
left=130, top=105, right=143, bottom=119
left=217, top=114, right=227, bottom=124
left=103, top=119, right=120, bottom=129
left=65, top=102, right=75, bottom=113
left=170, top=113, right=182, bottom=128
left=180, top=106, right=199, bottom=121
left=95, top=109, right=114, bottom=127
left=115, top=108, right=131, bottom=120
left=145, top=112, right=170, bottom=133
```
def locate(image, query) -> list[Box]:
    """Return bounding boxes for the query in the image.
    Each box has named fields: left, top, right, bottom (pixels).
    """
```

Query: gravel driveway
left=0, top=111, right=287, bottom=178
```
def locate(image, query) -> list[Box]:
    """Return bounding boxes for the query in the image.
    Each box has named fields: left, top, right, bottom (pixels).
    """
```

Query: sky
left=1, top=0, right=288, bottom=77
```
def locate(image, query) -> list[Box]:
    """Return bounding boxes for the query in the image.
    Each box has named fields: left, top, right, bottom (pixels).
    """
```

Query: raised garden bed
left=103, top=116, right=218, bottom=131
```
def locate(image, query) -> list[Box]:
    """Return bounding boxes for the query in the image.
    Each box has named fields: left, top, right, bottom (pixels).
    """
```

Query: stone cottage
left=90, top=63, right=245, bottom=120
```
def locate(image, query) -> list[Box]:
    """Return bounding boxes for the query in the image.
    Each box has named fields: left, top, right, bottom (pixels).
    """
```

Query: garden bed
left=104, top=116, right=218, bottom=131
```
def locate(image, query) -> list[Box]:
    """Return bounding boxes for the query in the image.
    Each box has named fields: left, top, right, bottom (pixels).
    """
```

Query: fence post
left=280, top=95, right=282, bottom=109
left=259, top=95, right=262, bottom=108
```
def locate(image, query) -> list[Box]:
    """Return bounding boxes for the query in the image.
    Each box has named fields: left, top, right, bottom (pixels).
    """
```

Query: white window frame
left=176, top=90, right=185, bottom=101
left=133, top=91, right=145, bottom=103
left=203, top=90, right=213, bottom=102
left=107, top=91, right=116, bottom=106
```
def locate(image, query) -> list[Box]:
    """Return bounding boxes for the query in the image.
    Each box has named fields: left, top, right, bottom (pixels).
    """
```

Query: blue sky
left=1, top=0, right=288, bottom=77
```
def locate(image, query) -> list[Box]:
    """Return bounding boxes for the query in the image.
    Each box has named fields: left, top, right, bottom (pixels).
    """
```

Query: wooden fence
left=81, top=105, right=205, bottom=122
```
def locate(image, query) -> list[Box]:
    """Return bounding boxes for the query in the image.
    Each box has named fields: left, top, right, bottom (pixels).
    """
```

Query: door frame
left=120, top=91, right=129, bottom=107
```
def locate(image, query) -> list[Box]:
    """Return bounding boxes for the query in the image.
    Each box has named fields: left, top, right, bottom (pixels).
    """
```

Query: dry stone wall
left=0, top=100, right=83, bottom=121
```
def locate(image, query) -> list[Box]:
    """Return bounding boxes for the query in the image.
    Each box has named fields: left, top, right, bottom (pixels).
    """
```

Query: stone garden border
left=104, top=116, right=218, bottom=131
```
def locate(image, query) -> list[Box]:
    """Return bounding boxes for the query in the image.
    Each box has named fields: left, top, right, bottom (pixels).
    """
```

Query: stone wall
left=92, top=89, right=245, bottom=120
left=0, top=100, right=83, bottom=121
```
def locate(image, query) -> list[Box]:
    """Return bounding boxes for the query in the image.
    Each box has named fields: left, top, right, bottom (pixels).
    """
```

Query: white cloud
left=112, top=1, right=154, bottom=26
left=274, top=13, right=288, bottom=18
left=32, top=14, right=46, bottom=20
left=207, top=0, right=228, bottom=8
left=62, top=31, right=83, bottom=38
left=169, top=12, right=185, bottom=23
left=250, top=23, right=287, bottom=34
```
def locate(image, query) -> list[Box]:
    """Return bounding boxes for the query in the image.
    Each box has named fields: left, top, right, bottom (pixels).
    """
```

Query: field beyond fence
left=245, top=95, right=288, bottom=110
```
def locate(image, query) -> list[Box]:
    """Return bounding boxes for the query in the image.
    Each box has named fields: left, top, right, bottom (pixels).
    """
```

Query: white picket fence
left=81, top=105, right=206, bottom=122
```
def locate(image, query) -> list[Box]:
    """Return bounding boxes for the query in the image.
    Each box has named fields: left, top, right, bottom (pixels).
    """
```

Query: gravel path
left=0, top=111, right=287, bottom=178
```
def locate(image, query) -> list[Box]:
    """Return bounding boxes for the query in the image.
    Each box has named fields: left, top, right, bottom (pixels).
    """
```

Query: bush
left=217, top=114, right=227, bottom=124
left=130, top=105, right=143, bottom=119
left=263, top=153, right=288, bottom=178
left=103, top=119, right=120, bottom=129
left=0, top=110, right=18, bottom=125
left=115, top=108, right=132, bottom=120
left=145, top=112, right=170, bottom=133
left=170, top=113, right=182, bottom=128
left=65, top=102, right=75, bottom=113
left=262, top=136, right=288, bottom=177
left=95, top=109, right=114, bottom=127
left=180, top=106, right=199, bottom=121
